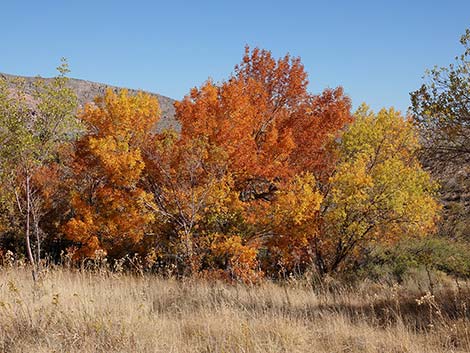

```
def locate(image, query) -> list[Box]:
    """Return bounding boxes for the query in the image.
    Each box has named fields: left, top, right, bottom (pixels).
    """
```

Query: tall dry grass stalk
left=0, top=266, right=469, bottom=352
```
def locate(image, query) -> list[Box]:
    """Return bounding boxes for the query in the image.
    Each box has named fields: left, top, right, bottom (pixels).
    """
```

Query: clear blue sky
left=2, top=0, right=469, bottom=113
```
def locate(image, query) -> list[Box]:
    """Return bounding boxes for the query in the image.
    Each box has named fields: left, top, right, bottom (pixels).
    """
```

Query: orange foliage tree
left=176, top=47, right=353, bottom=188
left=63, top=89, right=159, bottom=259
left=171, top=47, right=353, bottom=277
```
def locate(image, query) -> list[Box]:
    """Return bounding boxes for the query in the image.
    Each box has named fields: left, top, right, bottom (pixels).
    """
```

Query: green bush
left=357, top=237, right=470, bottom=283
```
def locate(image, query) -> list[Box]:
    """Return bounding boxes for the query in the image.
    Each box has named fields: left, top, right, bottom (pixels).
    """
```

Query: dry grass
left=1, top=267, right=470, bottom=352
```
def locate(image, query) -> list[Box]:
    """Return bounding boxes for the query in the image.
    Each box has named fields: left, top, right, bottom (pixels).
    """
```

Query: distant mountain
left=0, top=73, right=179, bottom=131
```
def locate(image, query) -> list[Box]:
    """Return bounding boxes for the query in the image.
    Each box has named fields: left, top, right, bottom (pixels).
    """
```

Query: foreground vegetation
left=1, top=266, right=470, bottom=352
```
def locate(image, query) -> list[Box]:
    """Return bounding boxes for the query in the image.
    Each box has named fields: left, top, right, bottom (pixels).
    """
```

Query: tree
left=63, top=89, right=158, bottom=259
left=143, top=131, right=255, bottom=277
left=411, top=28, right=470, bottom=165
left=0, top=60, right=78, bottom=279
left=411, top=29, right=470, bottom=240
left=312, top=105, right=440, bottom=275
left=167, top=47, right=353, bottom=278
left=175, top=47, right=353, bottom=193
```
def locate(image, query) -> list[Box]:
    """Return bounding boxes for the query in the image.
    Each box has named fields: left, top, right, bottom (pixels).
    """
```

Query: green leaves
left=0, top=60, right=79, bottom=170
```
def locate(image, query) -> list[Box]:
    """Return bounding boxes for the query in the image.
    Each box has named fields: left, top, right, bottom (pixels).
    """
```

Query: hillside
left=428, top=162, right=470, bottom=238
left=0, top=72, right=179, bottom=131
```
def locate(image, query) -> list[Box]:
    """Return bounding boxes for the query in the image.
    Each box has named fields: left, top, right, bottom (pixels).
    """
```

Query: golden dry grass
left=0, top=267, right=469, bottom=352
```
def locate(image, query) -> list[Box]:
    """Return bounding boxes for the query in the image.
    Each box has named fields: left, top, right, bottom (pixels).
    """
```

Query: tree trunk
left=32, top=209, right=41, bottom=269
left=25, top=173, right=37, bottom=281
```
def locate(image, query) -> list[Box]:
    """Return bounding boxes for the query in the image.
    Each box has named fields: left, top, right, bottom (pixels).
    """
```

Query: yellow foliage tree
left=313, top=105, right=440, bottom=274
left=63, top=89, right=159, bottom=259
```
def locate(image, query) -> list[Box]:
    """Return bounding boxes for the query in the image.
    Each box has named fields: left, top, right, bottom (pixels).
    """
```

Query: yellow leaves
left=89, top=135, right=144, bottom=187
left=83, top=89, right=160, bottom=142
left=274, top=173, right=322, bottom=226
left=80, top=89, right=159, bottom=188
left=212, top=235, right=256, bottom=262
left=329, top=156, right=374, bottom=207
left=63, top=89, right=159, bottom=258
left=211, top=234, right=262, bottom=283
left=204, top=175, right=242, bottom=216
left=322, top=106, right=440, bottom=254
left=259, top=174, right=323, bottom=268
left=342, top=105, right=420, bottom=164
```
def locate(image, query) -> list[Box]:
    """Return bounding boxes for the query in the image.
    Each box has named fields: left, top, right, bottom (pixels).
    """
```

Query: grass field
left=1, top=266, right=470, bottom=352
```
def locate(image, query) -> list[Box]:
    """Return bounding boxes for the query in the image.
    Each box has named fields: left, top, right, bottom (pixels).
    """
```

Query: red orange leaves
left=176, top=47, right=353, bottom=186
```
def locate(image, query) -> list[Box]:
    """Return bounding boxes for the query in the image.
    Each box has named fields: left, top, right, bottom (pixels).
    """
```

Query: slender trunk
left=33, top=213, right=41, bottom=272
left=25, top=173, right=37, bottom=281
left=185, top=230, right=195, bottom=275
left=311, top=236, right=327, bottom=277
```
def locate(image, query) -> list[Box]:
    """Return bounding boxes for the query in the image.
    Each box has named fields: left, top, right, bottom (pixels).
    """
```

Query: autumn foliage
left=0, top=48, right=440, bottom=282
left=176, top=47, right=353, bottom=185
left=63, top=90, right=158, bottom=258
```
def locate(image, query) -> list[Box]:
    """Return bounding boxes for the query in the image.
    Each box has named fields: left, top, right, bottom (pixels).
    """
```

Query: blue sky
left=2, top=0, right=469, bottom=113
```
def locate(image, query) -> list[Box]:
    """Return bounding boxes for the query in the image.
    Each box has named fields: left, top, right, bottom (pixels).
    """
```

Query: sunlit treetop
left=175, top=47, right=353, bottom=184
